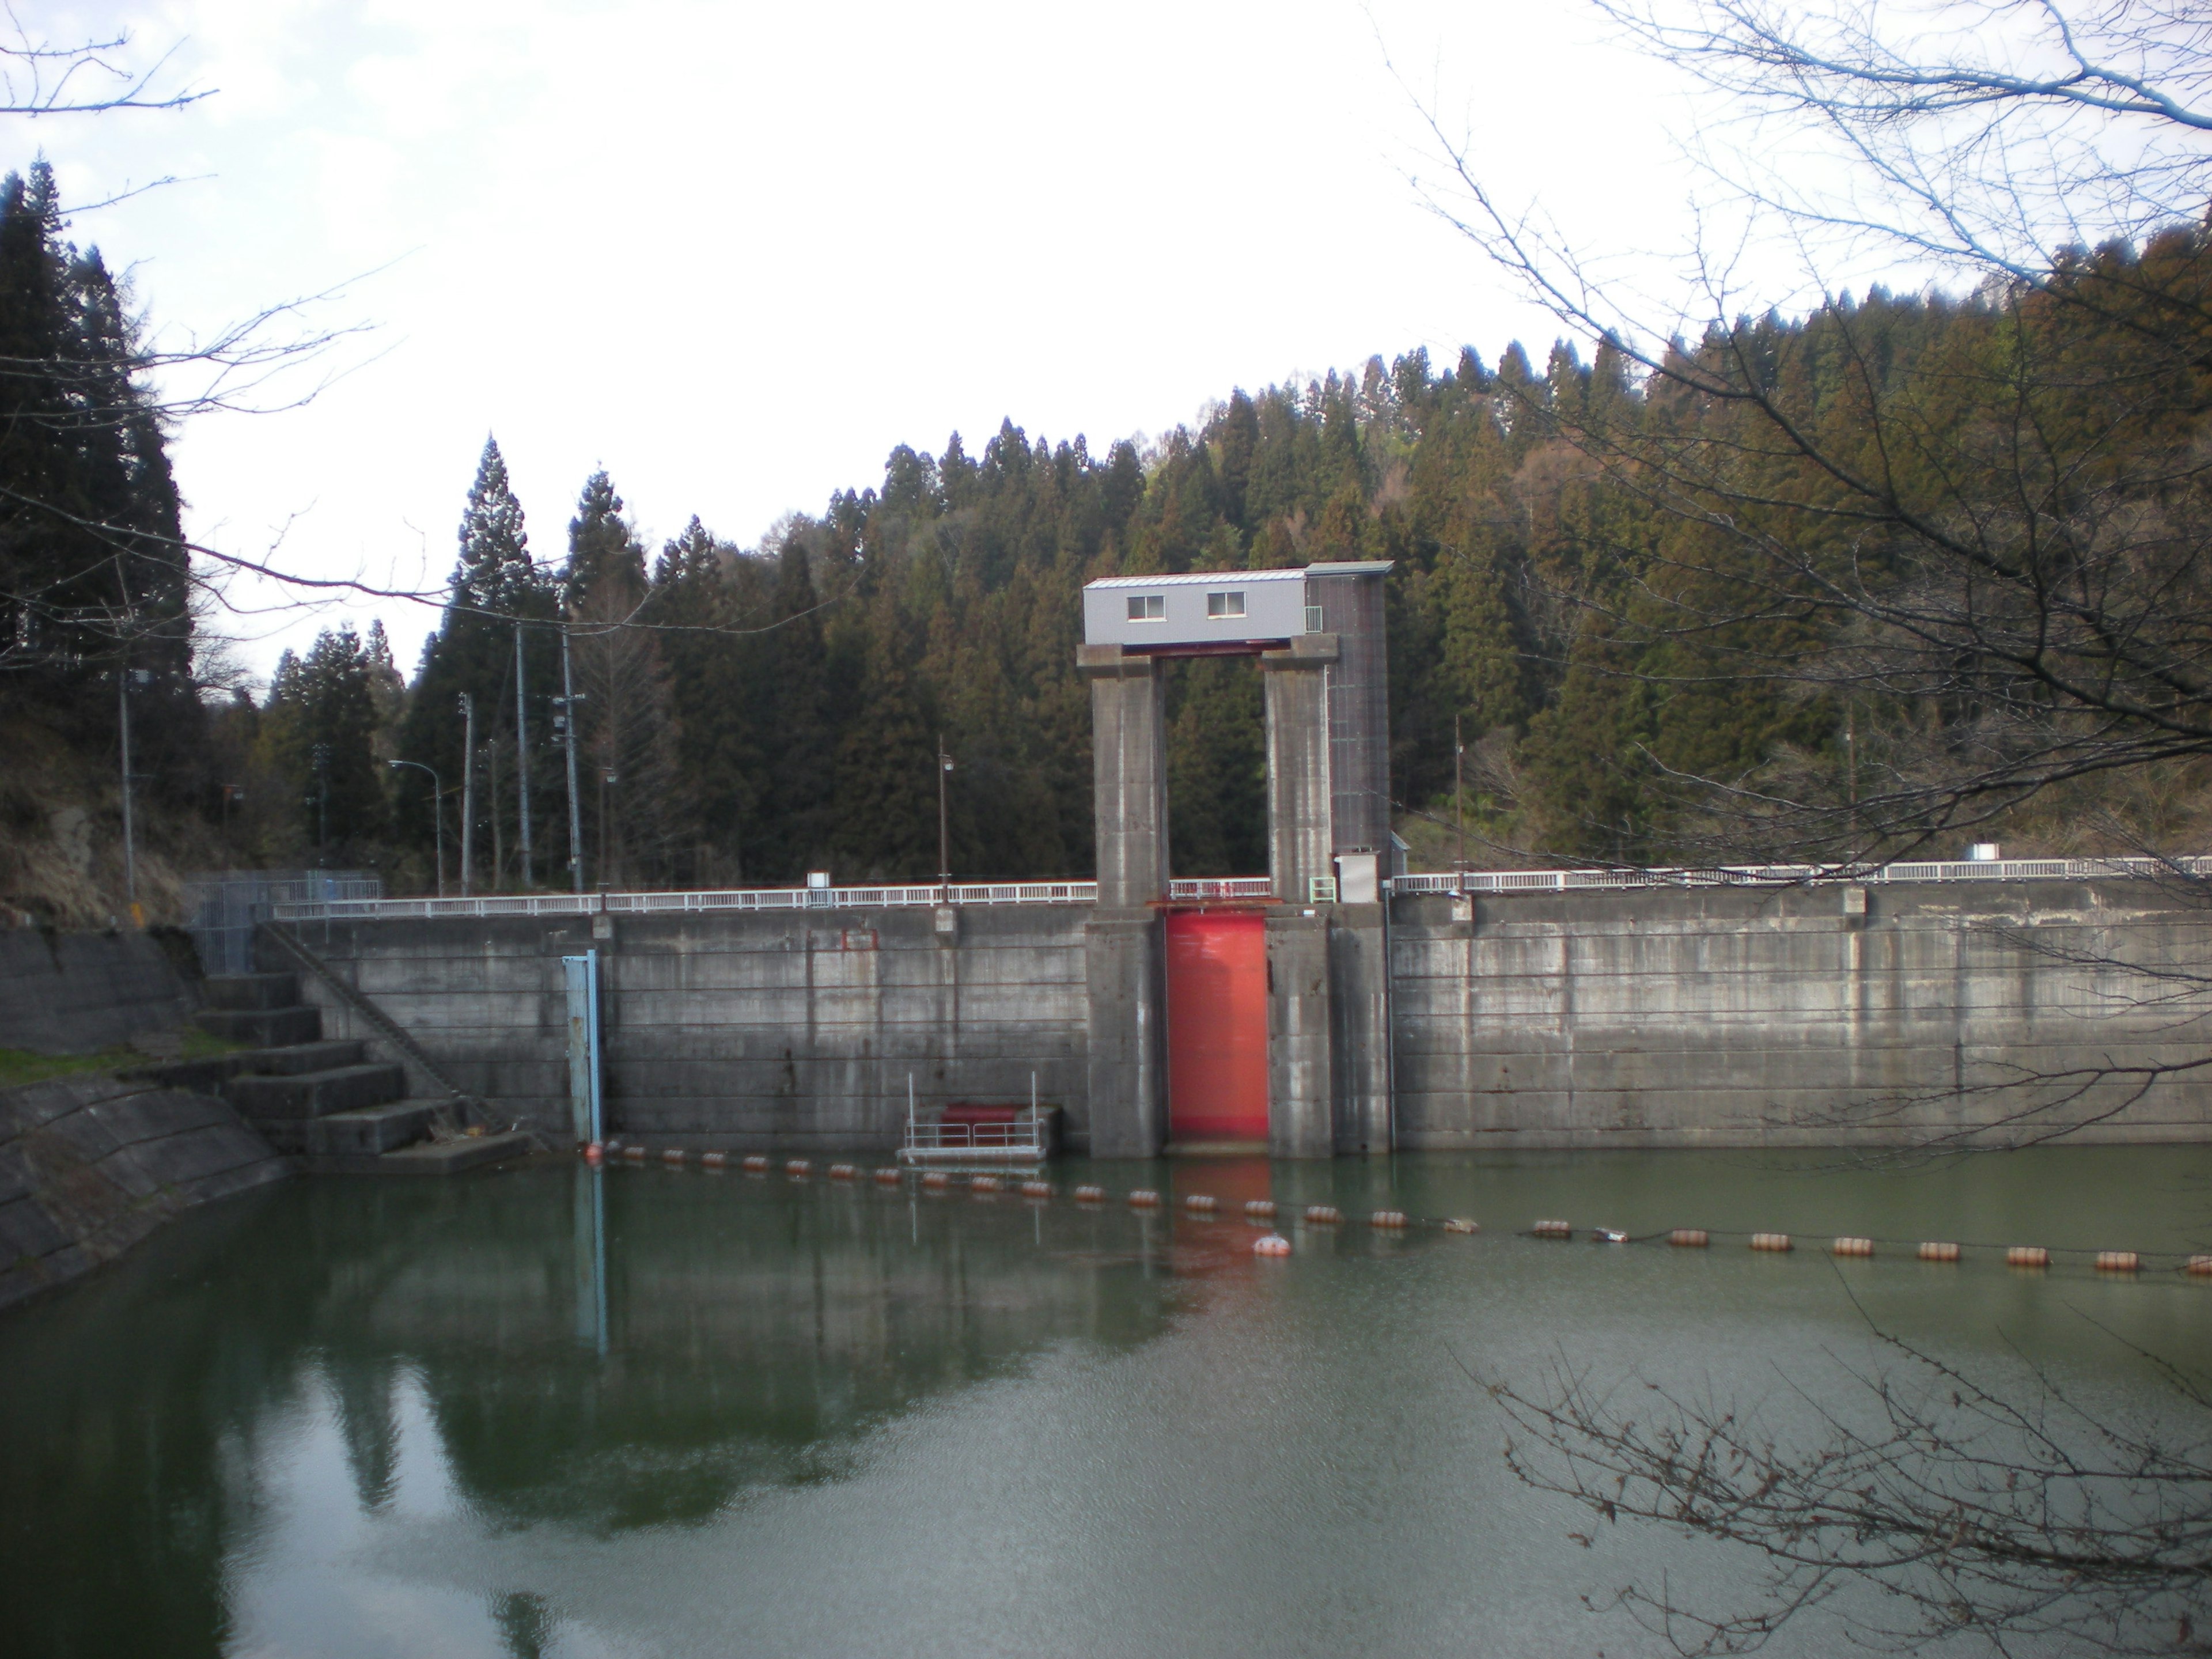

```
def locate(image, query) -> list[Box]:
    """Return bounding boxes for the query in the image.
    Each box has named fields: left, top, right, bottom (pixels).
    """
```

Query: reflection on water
left=3, top=1147, right=2211, bottom=1657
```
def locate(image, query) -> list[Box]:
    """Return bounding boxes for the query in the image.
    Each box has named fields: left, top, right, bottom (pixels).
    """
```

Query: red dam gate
left=1165, top=911, right=1269, bottom=1145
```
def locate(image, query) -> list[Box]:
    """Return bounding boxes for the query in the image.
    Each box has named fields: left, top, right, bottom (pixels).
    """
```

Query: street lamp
left=937, top=735, right=954, bottom=890
left=389, top=759, right=445, bottom=898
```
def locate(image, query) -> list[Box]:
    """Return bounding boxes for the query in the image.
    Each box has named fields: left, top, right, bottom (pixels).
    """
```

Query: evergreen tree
left=396, top=437, right=559, bottom=891
left=259, top=625, right=388, bottom=861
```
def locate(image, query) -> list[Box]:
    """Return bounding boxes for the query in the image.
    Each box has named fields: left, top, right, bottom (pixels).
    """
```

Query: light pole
left=600, top=768, right=617, bottom=891
left=1454, top=711, right=1465, bottom=871
left=556, top=624, right=585, bottom=895
left=514, top=623, right=533, bottom=887
left=310, top=743, right=332, bottom=864
left=458, top=692, right=476, bottom=899
left=117, top=664, right=139, bottom=908
left=937, top=734, right=954, bottom=890
left=389, top=760, right=445, bottom=898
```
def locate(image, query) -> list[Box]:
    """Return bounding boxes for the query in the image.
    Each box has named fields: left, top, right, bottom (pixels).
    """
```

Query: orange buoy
left=1020, top=1180, right=1052, bottom=1199
left=1074, top=1185, right=1105, bottom=1203
left=1304, top=1205, right=1343, bottom=1225
left=1245, top=1199, right=1278, bottom=1221
left=921, top=1171, right=950, bottom=1190
left=1371, top=1210, right=1408, bottom=1230
left=662, top=1148, right=686, bottom=1165
left=1532, top=1219, right=1571, bottom=1239
left=1668, top=1228, right=1709, bottom=1248
left=2007, top=1245, right=2051, bottom=1268
left=785, top=1158, right=812, bottom=1177
left=584, top=1142, right=604, bottom=1165
left=623, top=1144, right=647, bottom=1162
left=1832, top=1237, right=1874, bottom=1257
left=828, top=1163, right=857, bottom=1181
left=2188, top=1256, right=2212, bottom=1277
left=2096, top=1250, right=2141, bottom=1274
left=1442, top=1218, right=1479, bottom=1234
left=873, top=1166, right=903, bottom=1185
left=741, top=1154, right=771, bottom=1173
left=1918, top=1241, right=1960, bottom=1262
left=1128, top=1189, right=1161, bottom=1209
left=1184, top=1194, right=1218, bottom=1213
left=1750, top=1233, right=1793, bottom=1252
left=700, top=1150, right=726, bottom=1169
left=971, top=1175, right=1002, bottom=1194
left=1253, top=1233, right=1292, bottom=1257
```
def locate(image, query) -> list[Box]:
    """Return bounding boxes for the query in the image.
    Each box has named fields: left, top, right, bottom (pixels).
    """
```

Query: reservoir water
left=5, top=1147, right=2211, bottom=1657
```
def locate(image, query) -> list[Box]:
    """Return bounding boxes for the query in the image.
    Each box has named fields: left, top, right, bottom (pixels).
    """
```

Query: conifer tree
left=396, top=437, right=558, bottom=890
left=562, top=470, right=683, bottom=887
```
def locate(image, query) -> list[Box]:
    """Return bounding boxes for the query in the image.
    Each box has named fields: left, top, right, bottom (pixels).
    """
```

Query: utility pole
left=1454, top=711, right=1466, bottom=871
left=311, top=743, right=331, bottom=864
left=937, top=734, right=954, bottom=889
left=559, top=624, right=585, bottom=895
left=515, top=623, right=533, bottom=888
left=459, top=692, right=476, bottom=899
left=389, top=760, right=445, bottom=897
left=118, top=663, right=137, bottom=908
left=600, top=769, right=616, bottom=889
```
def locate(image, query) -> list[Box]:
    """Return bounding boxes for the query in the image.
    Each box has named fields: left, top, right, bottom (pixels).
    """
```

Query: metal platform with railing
left=257, top=855, right=2206, bottom=924
left=897, top=1077, right=1056, bottom=1173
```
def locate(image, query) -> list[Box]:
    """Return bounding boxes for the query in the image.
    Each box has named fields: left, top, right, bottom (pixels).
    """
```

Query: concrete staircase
left=194, top=972, right=529, bottom=1174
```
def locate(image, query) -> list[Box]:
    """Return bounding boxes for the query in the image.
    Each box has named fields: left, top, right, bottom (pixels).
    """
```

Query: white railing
left=273, top=880, right=1102, bottom=922
left=1391, top=855, right=2212, bottom=896
left=267, top=855, right=2212, bottom=923
left=1168, top=877, right=1275, bottom=901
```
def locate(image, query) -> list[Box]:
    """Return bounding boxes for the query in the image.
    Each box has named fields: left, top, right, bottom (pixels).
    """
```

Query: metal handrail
left=264, top=854, right=2210, bottom=923
left=1168, top=877, right=1275, bottom=900
left=274, top=881, right=1103, bottom=922
left=1391, top=855, right=2212, bottom=896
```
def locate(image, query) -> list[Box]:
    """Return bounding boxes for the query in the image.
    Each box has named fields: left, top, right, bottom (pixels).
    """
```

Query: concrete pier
left=1261, top=635, right=1335, bottom=906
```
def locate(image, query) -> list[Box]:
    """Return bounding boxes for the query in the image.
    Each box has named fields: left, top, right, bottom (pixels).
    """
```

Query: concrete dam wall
left=273, top=873, right=2212, bottom=1156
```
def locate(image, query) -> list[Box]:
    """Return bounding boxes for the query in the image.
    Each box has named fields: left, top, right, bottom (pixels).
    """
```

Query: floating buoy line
left=582, top=1142, right=2212, bottom=1277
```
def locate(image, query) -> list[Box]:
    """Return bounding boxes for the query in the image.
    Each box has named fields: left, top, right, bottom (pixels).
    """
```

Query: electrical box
left=1335, top=851, right=1379, bottom=905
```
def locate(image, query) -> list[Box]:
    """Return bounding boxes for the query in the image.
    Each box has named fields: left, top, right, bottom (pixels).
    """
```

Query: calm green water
left=6, top=1147, right=2212, bottom=1658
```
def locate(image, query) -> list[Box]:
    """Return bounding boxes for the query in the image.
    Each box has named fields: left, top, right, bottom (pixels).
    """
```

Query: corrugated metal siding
left=1081, top=569, right=1305, bottom=647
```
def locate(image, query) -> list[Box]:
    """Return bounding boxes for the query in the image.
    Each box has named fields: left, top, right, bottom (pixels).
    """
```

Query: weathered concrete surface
left=1085, top=909, right=1165, bottom=1158
left=0, top=1073, right=284, bottom=1309
left=281, top=875, right=2212, bottom=1157
left=1261, top=638, right=1334, bottom=906
left=0, top=928, right=198, bottom=1053
left=282, top=905, right=1093, bottom=1155
left=1391, top=880, right=2212, bottom=1149
left=1079, top=645, right=1170, bottom=908
left=1266, top=910, right=1331, bottom=1157
left=1328, top=904, right=1392, bottom=1154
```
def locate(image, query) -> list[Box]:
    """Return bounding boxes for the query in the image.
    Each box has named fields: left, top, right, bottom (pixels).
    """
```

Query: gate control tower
left=1077, top=561, right=1393, bottom=1160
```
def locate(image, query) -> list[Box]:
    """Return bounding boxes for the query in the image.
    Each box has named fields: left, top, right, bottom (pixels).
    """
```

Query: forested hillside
left=9, top=134, right=2207, bottom=906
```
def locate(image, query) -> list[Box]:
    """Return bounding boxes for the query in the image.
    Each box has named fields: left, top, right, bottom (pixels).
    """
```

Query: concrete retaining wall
left=0, top=928, right=199, bottom=1053
left=280, top=876, right=2212, bottom=1155
left=282, top=906, right=1093, bottom=1153
left=1391, top=879, right=2212, bottom=1149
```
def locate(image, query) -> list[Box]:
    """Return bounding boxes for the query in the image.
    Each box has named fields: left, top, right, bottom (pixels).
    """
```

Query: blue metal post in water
left=563, top=950, right=604, bottom=1146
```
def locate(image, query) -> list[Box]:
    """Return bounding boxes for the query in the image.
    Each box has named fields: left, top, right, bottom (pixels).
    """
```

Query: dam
left=240, top=562, right=2212, bottom=1158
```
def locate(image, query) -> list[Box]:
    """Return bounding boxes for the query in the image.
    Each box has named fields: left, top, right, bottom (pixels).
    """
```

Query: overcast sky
left=36, top=1, right=1732, bottom=681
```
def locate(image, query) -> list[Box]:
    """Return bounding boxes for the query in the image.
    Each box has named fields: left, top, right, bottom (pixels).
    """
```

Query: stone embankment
left=0, top=1071, right=283, bottom=1310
